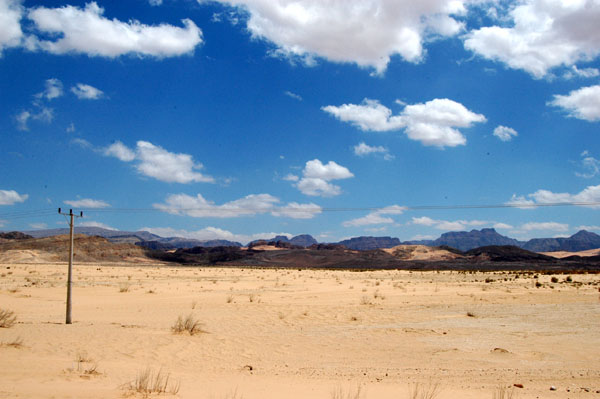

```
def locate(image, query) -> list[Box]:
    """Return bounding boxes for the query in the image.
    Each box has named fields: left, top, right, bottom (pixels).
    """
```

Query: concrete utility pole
left=58, top=208, right=83, bottom=324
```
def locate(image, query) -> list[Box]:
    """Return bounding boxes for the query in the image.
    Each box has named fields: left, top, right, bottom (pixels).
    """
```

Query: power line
left=1, top=201, right=599, bottom=220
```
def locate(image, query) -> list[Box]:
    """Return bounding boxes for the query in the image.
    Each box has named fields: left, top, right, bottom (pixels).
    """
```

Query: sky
left=1, top=0, right=600, bottom=245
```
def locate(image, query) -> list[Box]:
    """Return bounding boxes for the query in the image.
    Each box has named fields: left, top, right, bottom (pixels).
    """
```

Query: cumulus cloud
left=0, top=0, right=23, bottom=54
left=548, top=85, right=600, bottom=122
left=493, top=125, right=518, bottom=142
left=35, top=78, right=63, bottom=100
left=576, top=151, right=600, bottom=179
left=27, top=2, right=203, bottom=58
left=411, top=216, right=490, bottom=231
left=103, top=141, right=135, bottom=162
left=15, top=110, right=31, bottom=131
left=323, top=98, right=486, bottom=148
left=295, top=159, right=353, bottom=197
left=0, top=189, right=28, bottom=205
left=79, top=220, right=116, bottom=230
left=521, top=222, right=569, bottom=232
left=507, top=185, right=600, bottom=209
left=71, top=83, right=104, bottom=99
left=563, top=65, right=600, bottom=80
left=353, top=142, right=394, bottom=160
left=104, top=140, right=214, bottom=183
left=149, top=0, right=163, bottom=6
left=64, top=198, right=110, bottom=208
left=140, top=226, right=292, bottom=245
left=342, top=205, right=405, bottom=227
left=154, top=193, right=321, bottom=219
left=464, top=0, right=600, bottom=78
left=284, top=90, right=302, bottom=101
left=203, top=0, right=467, bottom=74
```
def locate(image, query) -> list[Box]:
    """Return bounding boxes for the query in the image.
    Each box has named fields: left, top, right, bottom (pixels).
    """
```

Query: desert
left=1, top=241, right=599, bottom=398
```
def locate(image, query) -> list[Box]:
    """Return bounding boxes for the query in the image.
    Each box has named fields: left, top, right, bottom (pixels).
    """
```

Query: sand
left=1, top=261, right=599, bottom=398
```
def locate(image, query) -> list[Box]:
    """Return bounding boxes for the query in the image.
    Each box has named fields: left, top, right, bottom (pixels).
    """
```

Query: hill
left=431, top=228, right=522, bottom=251
left=336, top=236, right=401, bottom=250
left=522, top=230, right=600, bottom=252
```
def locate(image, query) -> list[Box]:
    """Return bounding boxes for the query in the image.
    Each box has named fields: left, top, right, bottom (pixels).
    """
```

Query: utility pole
left=58, top=208, right=83, bottom=324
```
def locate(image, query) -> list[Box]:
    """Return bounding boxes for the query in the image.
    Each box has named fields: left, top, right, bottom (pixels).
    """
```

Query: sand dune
left=541, top=248, right=600, bottom=258
left=382, top=245, right=463, bottom=261
left=1, top=257, right=599, bottom=398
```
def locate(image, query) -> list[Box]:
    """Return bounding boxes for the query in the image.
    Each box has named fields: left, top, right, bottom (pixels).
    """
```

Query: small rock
left=514, top=384, right=524, bottom=389
left=550, top=386, right=556, bottom=391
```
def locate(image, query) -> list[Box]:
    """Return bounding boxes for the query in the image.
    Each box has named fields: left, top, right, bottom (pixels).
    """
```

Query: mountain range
left=7, top=227, right=600, bottom=253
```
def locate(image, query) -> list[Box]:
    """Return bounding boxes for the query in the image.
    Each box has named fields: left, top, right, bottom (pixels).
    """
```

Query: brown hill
left=382, top=245, right=464, bottom=261
left=0, top=234, right=152, bottom=263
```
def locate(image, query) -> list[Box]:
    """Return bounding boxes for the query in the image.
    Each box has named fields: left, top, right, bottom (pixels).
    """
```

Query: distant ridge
left=15, top=227, right=600, bottom=252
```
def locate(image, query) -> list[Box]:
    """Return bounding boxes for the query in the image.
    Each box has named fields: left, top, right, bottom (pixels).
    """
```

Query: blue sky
left=1, top=0, right=599, bottom=244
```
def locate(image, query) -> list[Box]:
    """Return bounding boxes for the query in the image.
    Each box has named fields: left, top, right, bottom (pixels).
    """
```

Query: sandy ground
left=1, top=261, right=599, bottom=399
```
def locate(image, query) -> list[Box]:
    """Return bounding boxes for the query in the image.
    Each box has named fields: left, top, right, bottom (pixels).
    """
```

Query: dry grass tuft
left=331, top=384, right=363, bottom=399
left=118, top=283, right=131, bottom=293
left=127, top=367, right=180, bottom=396
left=493, top=385, right=517, bottom=399
left=0, top=309, right=17, bottom=328
left=0, top=336, right=24, bottom=348
left=171, top=314, right=204, bottom=335
left=410, top=382, right=441, bottom=399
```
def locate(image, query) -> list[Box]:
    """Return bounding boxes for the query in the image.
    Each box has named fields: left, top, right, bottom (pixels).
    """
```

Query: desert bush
left=331, top=385, right=363, bottom=399
left=171, top=314, right=204, bottom=335
left=128, top=367, right=179, bottom=395
left=0, top=309, right=17, bottom=328
left=410, top=382, right=441, bottom=399
left=118, top=283, right=130, bottom=293
left=551, top=276, right=559, bottom=283
left=492, top=385, right=516, bottom=399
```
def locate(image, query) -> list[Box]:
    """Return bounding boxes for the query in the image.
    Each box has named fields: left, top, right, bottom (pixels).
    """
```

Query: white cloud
left=323, top=98, right=486, bottom=148
left=154, top=193, right=321, bottom=219
left=576, top=151, right=600, bottom=178
left=0, top=0, right=23, bottom=54
left=464, top=0, right=600, bottom=78
left=295, top=159, right=353, bottom=197
left=66, top=122, right=75, bottom=133
left=71, top=83, right=104, bottom=99
left=79, top=220, right=116, bottom=230
left=575, top=225, right=600, bottom=231
left=282, top=173, right=299, bottom=182
left=343, top=205, right=406, bottom=227
left=15, top=110, right=30, bottom=131
left=505, top=194, right=536, bottom=209
left=0, top=189, right=28, bottom=205
left=104, top=141, right=214, bottom=184
left=521, top=222, right=569, bottom=232
left=353, top=142, right=394, bottom=160
left=64, top=198, right=110, bottom=208
left=149, top=0, right=163, bottom=6
left=103, top=141, right=135, bottom=162
left=410, top=234, right=435, bottom=241
left=493, top=125, right=518, bottom=142
left=493, top=222, right=513, bottom=230
left=508, top=185, right=600, bottom=209
left=411, top=216, right=491, bottom=231
left=548, top=85, right=600, bottom=122
left=28, top=2, right=203, bottom=58
left=35, top=78, right=63, bottom=100
left=284, top=90, right=302, bottom=101
left=563, top=65, right=600, bottom=79
left=270, top=202, right=322, bottom=219
left=203, top=0, right=467, bottom=74
left=140, top=226, right=291, bottom=245
left=29, top=223, right=47, bottom=229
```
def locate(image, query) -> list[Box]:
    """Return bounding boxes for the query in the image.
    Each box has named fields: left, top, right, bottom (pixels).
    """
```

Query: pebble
left=550, top=386, right=556, bottom=391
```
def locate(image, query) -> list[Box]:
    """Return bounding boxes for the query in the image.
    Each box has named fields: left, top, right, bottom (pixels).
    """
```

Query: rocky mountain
left=522, top=230, right=600, bottom=252
left=249, top=234, right=317, bottom=248
left=336, top=236, right=401, bottom=250
left=0, top=231, right=33, bottom=240
left=24, top=227, right=161, bottom=241
left=430, top=228, right=522, bottom=251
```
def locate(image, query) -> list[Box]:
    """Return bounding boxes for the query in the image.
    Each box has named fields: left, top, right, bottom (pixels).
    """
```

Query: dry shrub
left=331, top=385, right=363, bottom=399
left=0, top=336, right=23, bottom=348
left=493, top=385, right=517, bottom=399
left=171, top=314, right=204, bottom=335
left=0, top=309, right=17, bottom=328
left=410, top=382, right=441, bottom=399
left=127, top=367, right=179, bottom=396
